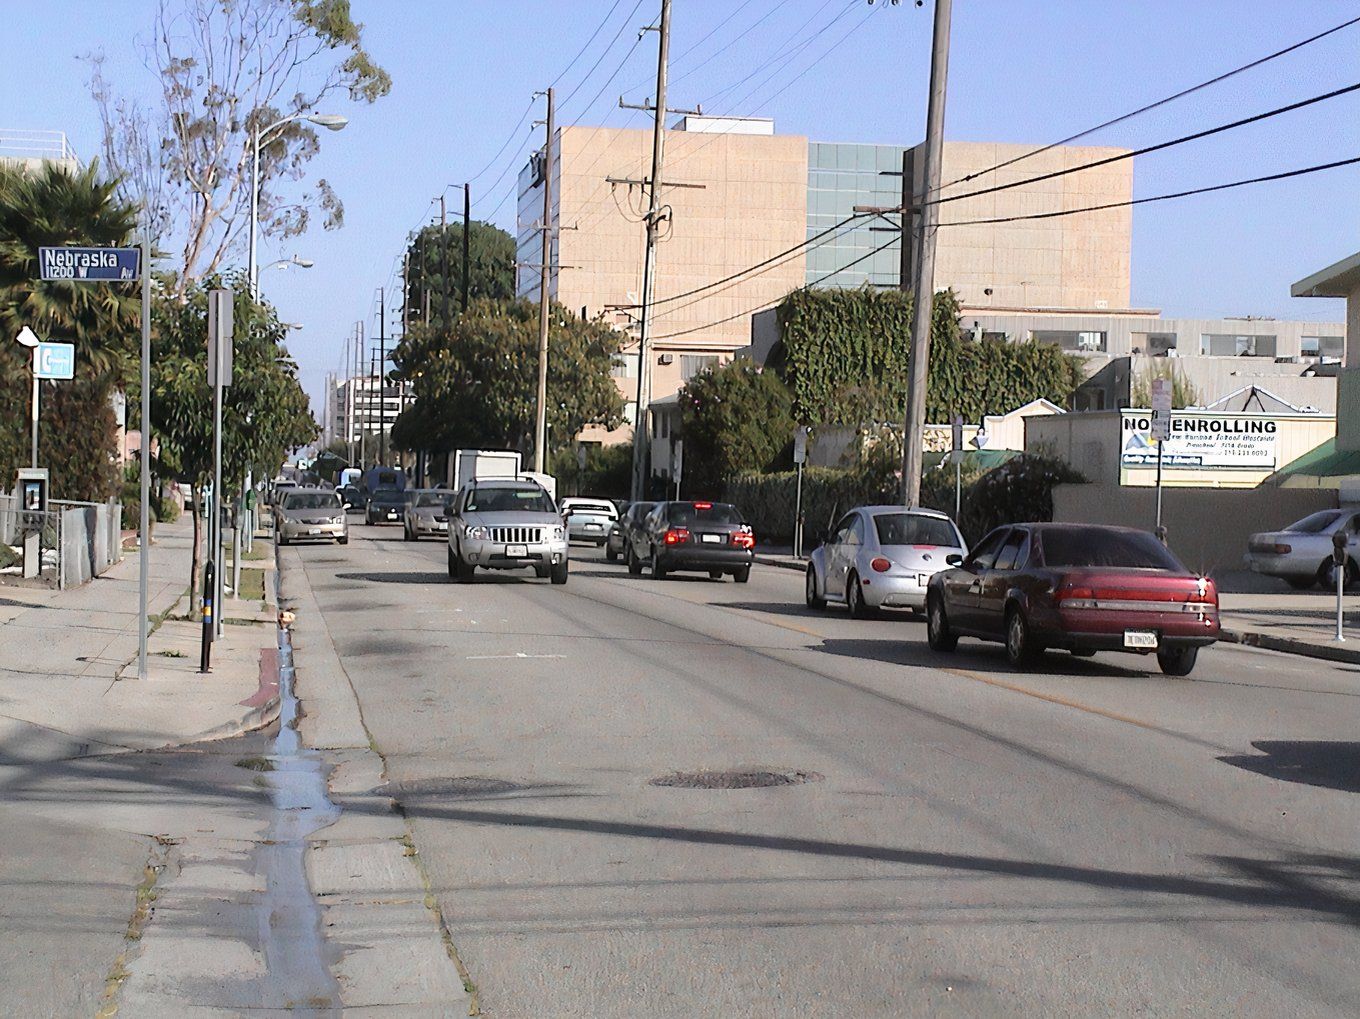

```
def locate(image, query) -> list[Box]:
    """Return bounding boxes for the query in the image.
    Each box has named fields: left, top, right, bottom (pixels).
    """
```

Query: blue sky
left=3, top=0, right=1357, bottom=413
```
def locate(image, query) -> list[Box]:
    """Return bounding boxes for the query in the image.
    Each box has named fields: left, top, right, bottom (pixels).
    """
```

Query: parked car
left=806, top=506, right=967, bottom=618
left=925, top=522, right=1218, bottom=675
left=276, top=488, right=347, bottom=546
left=404, top=489, right=455, bottom=541
left=365, top=487, right=409, bottom=525
left=606, top=501, right=655, bottom=562
left=626, top=500, right=754, bottom=582
left=560, top=497, right=620, bottom=546
left=337, top=484, right=365, bottom=511
left=447, top=478, right=569, bottom=584
left=1245, top=508, right=1360, bottom=590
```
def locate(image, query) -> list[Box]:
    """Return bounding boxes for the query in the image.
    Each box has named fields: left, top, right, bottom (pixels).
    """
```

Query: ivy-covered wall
left=773, top=287, right=1083, bottom=427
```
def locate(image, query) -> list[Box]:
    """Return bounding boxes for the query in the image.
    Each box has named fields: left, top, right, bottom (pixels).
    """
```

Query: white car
left=560, top=497, right=619, bottom=546
left=806, top=506, right=967, bottom=618
left=447, top=479, right=569, bottom=584
left=1245, top=508, right=1360, bottom=589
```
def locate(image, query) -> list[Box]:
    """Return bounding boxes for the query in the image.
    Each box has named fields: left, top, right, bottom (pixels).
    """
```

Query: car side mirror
left=946, top=553, right=963, bottom=566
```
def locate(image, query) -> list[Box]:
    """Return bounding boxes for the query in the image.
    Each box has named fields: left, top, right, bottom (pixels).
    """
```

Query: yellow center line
left=943, top=666, right=1169, bottom=734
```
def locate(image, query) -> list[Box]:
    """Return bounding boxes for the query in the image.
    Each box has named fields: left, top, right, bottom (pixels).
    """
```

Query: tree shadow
left=1219, top=741, right=1360, bottom=794
left=334, top=571, right=450, bottom=585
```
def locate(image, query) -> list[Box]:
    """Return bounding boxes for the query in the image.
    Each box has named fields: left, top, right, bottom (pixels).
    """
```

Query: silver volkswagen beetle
left=447, top=479, right=569, bottom=584
left=1245, top=508, right=1360, bottom=589
left=806, top=506, right=966, bottom=617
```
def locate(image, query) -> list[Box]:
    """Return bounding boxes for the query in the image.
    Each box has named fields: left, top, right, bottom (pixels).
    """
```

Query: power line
left=657, top=0, right=776, bottom=90
left=557, top=0, right=648, bottom=116
left=465, top=99, right=535, bottom=185
left=552, top=0, right=630, bottom=89
left=936, top=13, right=1360, bottom=193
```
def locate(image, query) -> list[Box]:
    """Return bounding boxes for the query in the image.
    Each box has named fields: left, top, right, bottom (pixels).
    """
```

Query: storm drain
left=650, top=769, right=822, bottom=790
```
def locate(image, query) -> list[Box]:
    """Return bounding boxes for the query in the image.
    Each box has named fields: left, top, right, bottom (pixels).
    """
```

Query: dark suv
left=365, top=487, right=408, bottom=525
left=626, top=500, right=754, bottom=582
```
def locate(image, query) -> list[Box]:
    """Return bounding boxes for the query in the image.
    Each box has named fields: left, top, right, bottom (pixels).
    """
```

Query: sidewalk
left=0, top=517, right=281, bottom=762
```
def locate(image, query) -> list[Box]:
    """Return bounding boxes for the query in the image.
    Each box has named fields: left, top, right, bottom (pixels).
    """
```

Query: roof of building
left=1292, top=251, right=1360, bottom=298
left=1198, top=385, right=1320, bottom=414
left=1265, top=437, right=1360, bottom=489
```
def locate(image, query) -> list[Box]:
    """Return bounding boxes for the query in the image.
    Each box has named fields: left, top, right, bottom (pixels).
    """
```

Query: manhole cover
left=650, top=769, right=822, bottom=790
left=389, top=776, right=524, bottom=798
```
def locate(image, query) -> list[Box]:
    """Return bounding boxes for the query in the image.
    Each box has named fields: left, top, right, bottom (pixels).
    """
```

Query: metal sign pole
left=138, top=236, right=151, bottom=680
left=1334, top=532, right=1346, bottom=643
left=29, top=370, right=39, bottom=468
left=1154, top=440, right=1164, bottom=537
left=794, top=460, right=804, bottom=559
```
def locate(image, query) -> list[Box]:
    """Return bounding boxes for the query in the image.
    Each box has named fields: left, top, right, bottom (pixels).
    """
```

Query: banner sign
left=1121, top=411, right=1278, bottom=471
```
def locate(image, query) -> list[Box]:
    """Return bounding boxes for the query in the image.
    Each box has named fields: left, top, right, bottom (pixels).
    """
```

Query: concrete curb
left=755, top=554, right=807, bottom=572
left=1220, top=628, right=1360, bottom=666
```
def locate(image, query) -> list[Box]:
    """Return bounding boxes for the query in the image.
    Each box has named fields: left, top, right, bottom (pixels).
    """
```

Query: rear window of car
left=372, top=489, right=406, bottom=504
left=667, top=502, right=742, bottom=526
left=466, top=487, right=555, bottom=513
left=415, top=491, right=453, bottom=509
left=1037, top=528, right=1184, bottom=570
left=873, top=513, right=958, bottom=547
left=1285, top=510, right=1346, bottom=534
left=283, top=492, right=341, bottom=511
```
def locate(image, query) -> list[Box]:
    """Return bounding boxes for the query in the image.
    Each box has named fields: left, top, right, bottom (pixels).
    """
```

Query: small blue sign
left=38, top=246, right=140, bottom=282
left=35, top=342, right=75, bottom=380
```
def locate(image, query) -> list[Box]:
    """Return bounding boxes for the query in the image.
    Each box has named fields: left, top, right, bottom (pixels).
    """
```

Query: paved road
left=293, top=520, right=1360, bottom=1017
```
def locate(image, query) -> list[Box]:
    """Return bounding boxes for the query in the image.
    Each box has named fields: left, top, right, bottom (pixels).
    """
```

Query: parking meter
left=1334, top=530, right=1347, bottom=566
left=1333, top=530, right=1348, bottom=643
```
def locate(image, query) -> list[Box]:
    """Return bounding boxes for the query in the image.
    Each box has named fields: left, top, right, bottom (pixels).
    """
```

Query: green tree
left=391, top=298, right=625, bottom=461
left=89, top=0, right=391, bottom=290
left=1131, top=362, right=1200, bottom=409
left=0, top=162, right=140, bottom=500
left=773, top=287, right=1081, bottom=426
left=678, top=361, right=795, bottom=495
left=404, top=220, right=516, bottom=333
left=145, top=274, right=316, bottom=610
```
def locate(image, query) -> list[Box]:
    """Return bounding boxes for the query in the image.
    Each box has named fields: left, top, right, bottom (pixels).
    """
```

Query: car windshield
left=873, top=513, right=958, bottom=547
left=283, top=492, right=340, bottom=511
left=467, top=487, right=555, bottom=513
left=1038, top=528, right=1184, bottom=570
left=1285, top=510, right=1346, bottom=534
left=371, top=490, right=406, bottom=505
left=416, top=491, right=454, bottom=509
left=668, top=503, right=742, bottom=526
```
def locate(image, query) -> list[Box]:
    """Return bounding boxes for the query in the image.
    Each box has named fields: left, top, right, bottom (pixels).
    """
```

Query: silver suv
left=447, top=479, right=569, bottom=584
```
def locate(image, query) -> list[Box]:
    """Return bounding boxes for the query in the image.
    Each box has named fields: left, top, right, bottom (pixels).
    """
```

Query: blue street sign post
left=34, top=341, right=75, bottom=380
left=37, top=246, right=141, bottom=282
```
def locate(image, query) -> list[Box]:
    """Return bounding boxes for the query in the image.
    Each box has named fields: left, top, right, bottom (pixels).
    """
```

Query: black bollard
left=199, top=559, right=215, bottom=673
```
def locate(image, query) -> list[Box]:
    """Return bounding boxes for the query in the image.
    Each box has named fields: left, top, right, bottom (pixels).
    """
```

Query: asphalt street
left=291, top=520, right=1360, bottom=1018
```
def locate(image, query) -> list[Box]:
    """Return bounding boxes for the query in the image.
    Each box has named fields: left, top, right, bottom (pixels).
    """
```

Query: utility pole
left=357, top=320, right=367, bottom=469
left=900, top=0, right=952, bottom=508
left=462, top=182, right=471, bottom=314
left=629, top=0, right=672, bottom=502
left=439, top=194, right=450, bottom=328
left=378, top=287, right=387, bottom=464
left=533, top=87, right=556, bottom=474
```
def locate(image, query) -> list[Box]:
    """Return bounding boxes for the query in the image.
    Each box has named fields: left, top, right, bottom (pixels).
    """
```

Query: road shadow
left=334, top=571, right=449, bottom=585
left=1219, top=741, right=1360, bottom=794
left=815, top=637, right=1154, bottom=678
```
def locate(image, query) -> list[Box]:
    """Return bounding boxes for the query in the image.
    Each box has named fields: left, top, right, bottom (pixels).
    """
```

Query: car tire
left=605, top=546, right=618, bottom=563
left=451, top=545, right=475, bottom=583
left=627, top=545, right=642, bottom=576
left=708, top=569, right=724, bottom=580
left=1004, top=607, right=1041, bottom=669
left=447, top=547, right=457, bottom=579
left=338, top=536, right=348, bottom=546
left=403, top=525, right=414, bottom=541
left=805, top=565, right=826, bottom=609
left=926, top=594, right=957, bottom=652
left=652, top=549, right=668, bottom=580
left=733, top=566, right=750, bottom=584
left=1316, top=557, right=1359, bottom=591
left=551, top=562, right=569, bottom=585
left=847, top=573, right=875, bottom=619
left=1157, top=645, right=1198, bottom=677
left=1070, top=647, right=1096, bottom=658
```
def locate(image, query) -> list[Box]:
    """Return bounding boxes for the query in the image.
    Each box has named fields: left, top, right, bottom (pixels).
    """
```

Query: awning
left=1263, top=437, right=1360, bottom=489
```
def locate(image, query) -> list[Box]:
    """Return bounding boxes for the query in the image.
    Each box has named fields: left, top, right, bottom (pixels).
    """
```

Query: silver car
left=447, top=479, right=569, bottom=584
left=560, top=497, right=619, bottom=546
left=1245, top=508, right=1360, bottom=589
left=404, top=489, right=455, bottom=541
left=276, top=488, right=347, bottom=546
left=806, top=506, right=966, bottom=617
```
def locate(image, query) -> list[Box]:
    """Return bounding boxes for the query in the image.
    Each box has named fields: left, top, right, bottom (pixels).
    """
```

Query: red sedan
left=925, top=523, right=1219, bottom=675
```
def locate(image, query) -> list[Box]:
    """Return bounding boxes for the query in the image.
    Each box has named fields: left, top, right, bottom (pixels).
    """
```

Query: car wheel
left=278, top=535, right=289, bottom=547
left=652, top=548, right=668, bottom=580
left=338, top=536, right=349, bottom=546
left=447, top=547, right=457, bottom=579
left=403, top=525, right=414, bottom=541
left=1070, top=647, right=1096, bottom=658
left=805, top=565, right=826, bottom=609
left=1004, top=607, right=1041, bottom=669
left=551, top=561, right=569, bottom=585
left=452, top=545, right=475, bottom=583
left=1316, top=557, right=1359, bottom=591
left=733, top=566, right=750, bottom=584
left=847, top=572, right=875, bottom=619
left=605, top=545, right=618, bottom=563
left=1157, top=644, right=1198, bottom=677
left=627, top=544, right=642, bottom=576
left=926, top=594, right=957, bottom=652
left=708, top=569, right=724, bottom=580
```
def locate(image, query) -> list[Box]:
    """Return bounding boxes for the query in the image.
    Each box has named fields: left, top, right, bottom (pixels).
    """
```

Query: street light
left=264, top=254, right=315, bottom=273
left=248, top=113, right=348, bottom=294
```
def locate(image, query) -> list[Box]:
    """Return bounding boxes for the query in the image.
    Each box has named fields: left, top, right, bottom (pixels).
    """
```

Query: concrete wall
left=1052, top=483, right=1337, bottom=577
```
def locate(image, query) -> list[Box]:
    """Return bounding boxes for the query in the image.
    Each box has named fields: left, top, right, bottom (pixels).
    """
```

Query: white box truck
left=450, top=449, right=522, bottom=490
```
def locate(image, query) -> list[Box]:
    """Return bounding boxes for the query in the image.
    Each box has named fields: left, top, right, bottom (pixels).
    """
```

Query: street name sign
left=38, top=246, right=141, bottom=282
left=34, top=341, right=75, bottom=380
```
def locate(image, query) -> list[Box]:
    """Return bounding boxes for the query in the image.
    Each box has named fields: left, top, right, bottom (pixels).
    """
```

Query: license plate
left=1123, top=630, right=1158, bottom=649
left=387, top=512, right=398, bottom=519
left=506, top=544, right=528, bottom=558
left=701, top=533, right=722, bottom=544
left=309, top=528, right=321, bottom=535
left=586, top=523, right=602, bottom=530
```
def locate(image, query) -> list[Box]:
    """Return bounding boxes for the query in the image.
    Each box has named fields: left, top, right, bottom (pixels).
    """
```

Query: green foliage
left=391, top=298, right=625, bottom=459
left=0, top=543, right=19, bottom=569
left=405, top=221, right=516, bottom=332
left=954, top=453, right=1087, bottom=545
left=774, top=287, right=1080, bottom=426
left=551, top=442, right=635, bottom=500
left=677, top=361, right=795, bottom=495
left=1130, top=362, right=1201, bottom=409
left=0, top=161, right=140, bottom=500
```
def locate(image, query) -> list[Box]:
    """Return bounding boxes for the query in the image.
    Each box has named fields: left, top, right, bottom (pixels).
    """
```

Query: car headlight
left=466, top=525, right=489, bottom=540
left=552, top=526, right=564, bottom=540
left=332, top=515, right=345, bottom=525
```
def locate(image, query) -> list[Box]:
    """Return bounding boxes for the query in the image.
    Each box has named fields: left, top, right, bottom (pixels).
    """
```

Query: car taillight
left=731, top=530, right=755, bottom=549
left=664, top=528, right=690, bottom=545
left=1055, top=584, right=1097, bottom=609
left=694, top=502, right=713, bottom=510
left=870, top=556, right=892, bottom=573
